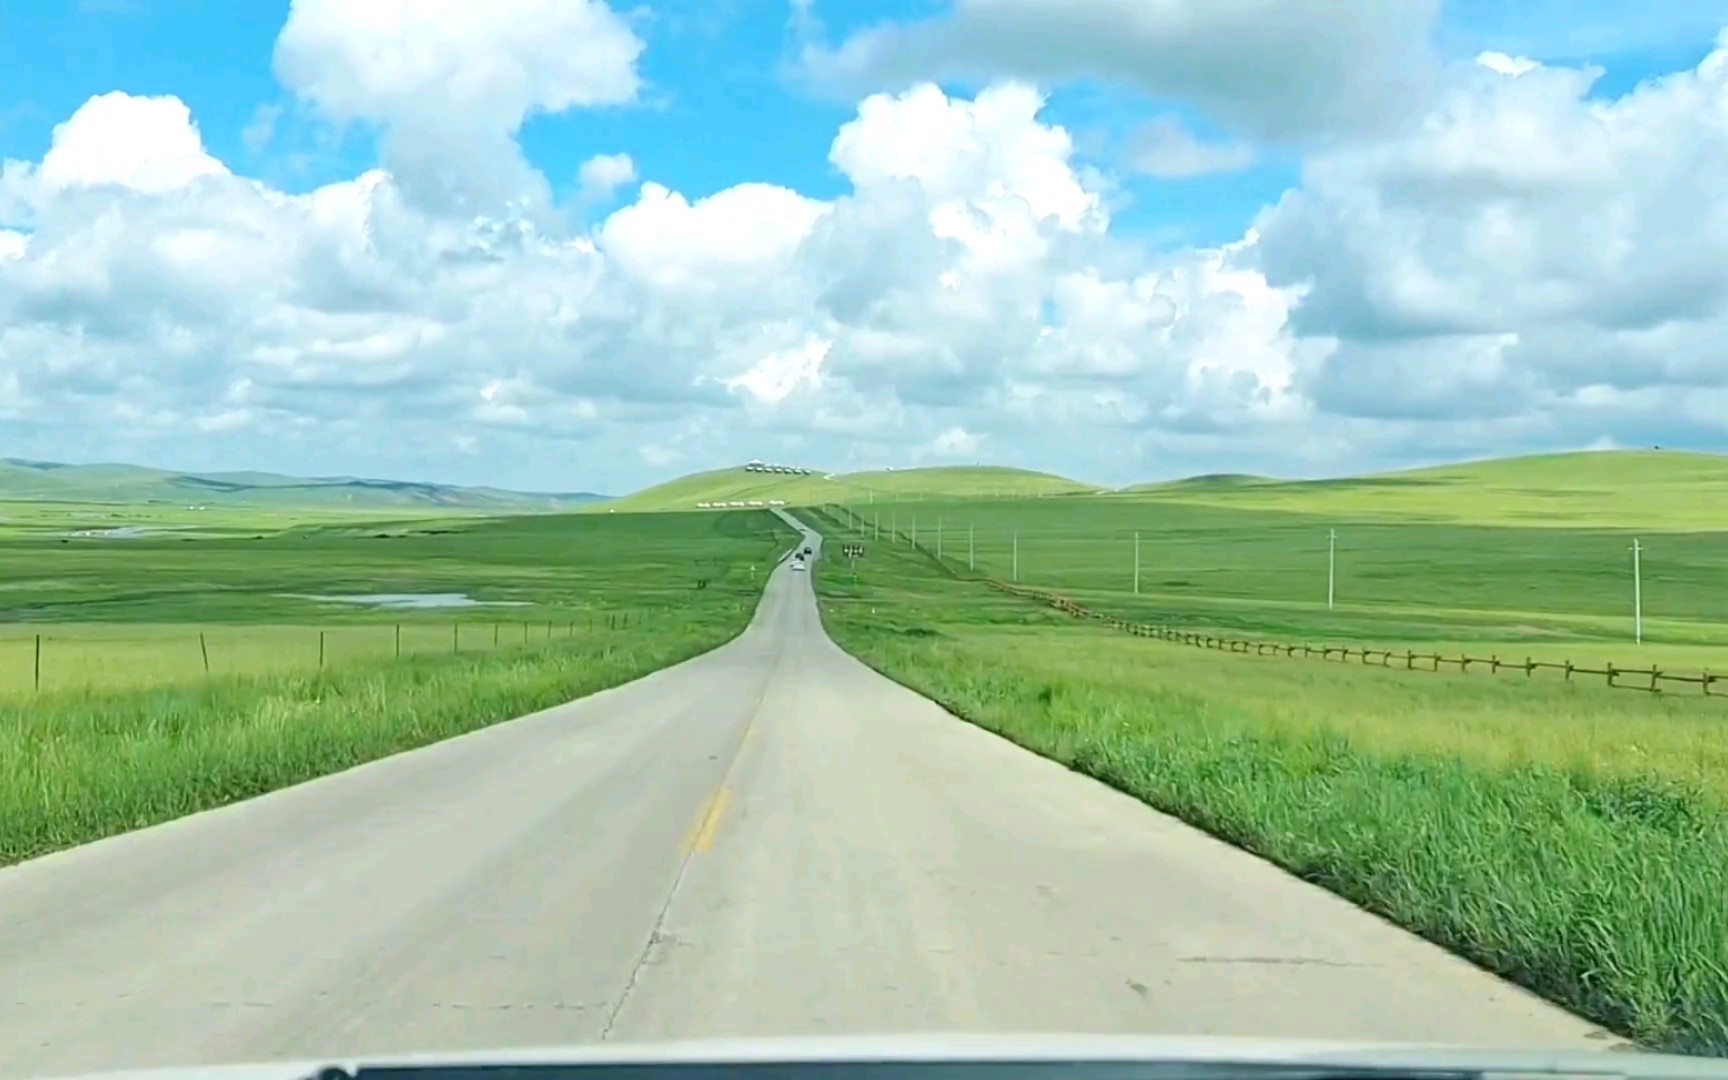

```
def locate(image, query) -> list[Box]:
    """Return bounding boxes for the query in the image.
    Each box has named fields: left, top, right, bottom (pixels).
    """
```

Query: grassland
left=805, top=506, right=1728, bottom=1054
left=0, top=508, right=796, bottom=864
left=821, top=455, right=1728, bottom=671
left=0, top=505, right=796, bottom=695
left=0, top=456, right=606, bottom=512
left=599, top=463, right=1096, bottom=512
left=1129, top=449, right=1728, bottom=530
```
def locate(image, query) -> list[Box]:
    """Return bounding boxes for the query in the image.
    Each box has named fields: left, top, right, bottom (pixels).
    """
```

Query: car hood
left=31, top=1034, right=1724, bottom=1080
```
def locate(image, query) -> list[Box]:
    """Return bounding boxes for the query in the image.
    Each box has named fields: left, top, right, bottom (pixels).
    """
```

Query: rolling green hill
left=0, top=458, right=608, bottom=513
left=601, top=464, right=1093, bottom=512
left=1126, top=449, right=1728, bottom=529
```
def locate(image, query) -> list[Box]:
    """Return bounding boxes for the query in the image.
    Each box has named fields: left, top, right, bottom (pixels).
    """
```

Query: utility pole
left=1134, top=531, right=1140, bottom=595
left=1632, top=538, right=1643, bottom=645
left=1327, top=528, right=1337, bottom=611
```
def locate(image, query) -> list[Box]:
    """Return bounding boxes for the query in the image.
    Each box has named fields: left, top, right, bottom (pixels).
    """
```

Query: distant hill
left=1127, top=449, right=1728, bottom=529
left=1126, top=472, right=1270, bottom=492
left=604, top=464, right=1092, bottom=512
left=0, top=458, right=608, bottom=512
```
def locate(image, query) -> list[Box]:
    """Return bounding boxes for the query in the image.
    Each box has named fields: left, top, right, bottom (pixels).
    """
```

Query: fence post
left=453, top=624, right=459, bottom=653
left=34, top=633, right=41, bottom=692
left=1606, top=663, right=1617, bottom=688
left=522, top=621, right=529, bottom=644
left=1564, top=660, right=1573, bottom=682
left=319, top=630, right=326, bottom=669
left=199, top=632, right=211, bottom=674
left=395, top=623, right=402, bottom=659
left=1525, top=657, right=1534, bottom=677
left=494, top=623, right=500, bottom=647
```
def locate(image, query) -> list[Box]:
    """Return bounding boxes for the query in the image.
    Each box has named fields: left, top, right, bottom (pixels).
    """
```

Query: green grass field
left=0, top=505, right=785, bottom=624
left=598, top=463, right=1096, bottom=512
left=0, top=508, right=797, bottom=864
left=0, top=456, right=605, bottom=512
left=1129, top=449, right=1728, bottom=529
left=805, top=507, right=1728, bottom=1054
left=818, top=454, right=1728, bottom=674
left=0, top=505, right=796, bottom=694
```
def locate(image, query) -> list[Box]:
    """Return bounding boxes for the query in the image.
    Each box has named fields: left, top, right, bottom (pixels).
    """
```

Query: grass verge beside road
left=804, top=508, right=1728, bottom=1055
left=820, top=463, right=1728, bottom=659
left=1, top=509, right=795, bottom=867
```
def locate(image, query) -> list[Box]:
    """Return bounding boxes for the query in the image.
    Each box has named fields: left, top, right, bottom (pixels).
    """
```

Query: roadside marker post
left=1327, top=528, right=1337, bottom=610
left=1632, top=538, right=1643, bottom=645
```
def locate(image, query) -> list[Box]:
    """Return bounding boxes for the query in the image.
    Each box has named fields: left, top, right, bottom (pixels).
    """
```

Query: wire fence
left=1, top=612, right=643, bottom=696
left=814, top=504, right=1725, bottom=699
left=985, top=579, right=1724, bottom=697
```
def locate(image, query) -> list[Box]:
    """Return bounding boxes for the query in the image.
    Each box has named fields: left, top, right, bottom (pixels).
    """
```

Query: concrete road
left=0, top=512, right=1618, bottom=1078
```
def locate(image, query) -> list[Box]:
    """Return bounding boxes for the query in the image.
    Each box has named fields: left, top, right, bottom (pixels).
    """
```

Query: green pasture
left=806, top=508, right=1728, bottom=1055
left=0, top=508, right=797, bottom=864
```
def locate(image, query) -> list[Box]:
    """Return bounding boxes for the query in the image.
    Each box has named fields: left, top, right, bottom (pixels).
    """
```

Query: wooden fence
left=986, top=579, right=1723, bottom=697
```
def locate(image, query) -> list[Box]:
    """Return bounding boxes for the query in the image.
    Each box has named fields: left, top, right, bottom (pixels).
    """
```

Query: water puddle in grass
left=281, top=592, right=532, bottom=610
left=66, top=525, right=188, bottom=539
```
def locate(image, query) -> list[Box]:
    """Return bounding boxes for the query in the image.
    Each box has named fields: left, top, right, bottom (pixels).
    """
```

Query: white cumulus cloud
left=576, top=153, right=639, bottom=203
left=797, top=0, right=1442, bottom=142
left=7, top=9, right=1728, bottom=490
left=273, top=0, right=645, bottom=216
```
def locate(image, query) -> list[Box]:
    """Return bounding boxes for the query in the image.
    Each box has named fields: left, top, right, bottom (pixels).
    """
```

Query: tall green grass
left=1, top=509, right=796, bottom=866
left=808, top=513, right=1728, bottom=1055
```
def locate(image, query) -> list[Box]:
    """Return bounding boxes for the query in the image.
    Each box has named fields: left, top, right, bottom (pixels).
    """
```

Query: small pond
left=280, top=592, right=532, bottom=610
left=67, top=525, right=187, bottom=539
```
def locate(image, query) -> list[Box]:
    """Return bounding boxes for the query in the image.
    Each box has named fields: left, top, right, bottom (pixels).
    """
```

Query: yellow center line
left=679, top=671, right=773, bottom=857
left=679, top=790, right=716, bottom=854
left=691, top=786, right=733, bottom=854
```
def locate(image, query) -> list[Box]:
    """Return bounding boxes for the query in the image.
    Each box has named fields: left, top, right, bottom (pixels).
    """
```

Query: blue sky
left=9, top=0, right=1713, bottom=253
left=4, top=1, right=1728, bottom=492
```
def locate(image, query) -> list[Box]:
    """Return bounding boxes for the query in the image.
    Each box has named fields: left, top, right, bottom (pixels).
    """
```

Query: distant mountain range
left=0, top=458, right=609, bottom=512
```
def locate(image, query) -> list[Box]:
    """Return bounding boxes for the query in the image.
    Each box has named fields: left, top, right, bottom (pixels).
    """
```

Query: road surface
left=0, top=511, right=1618, bottom=1077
